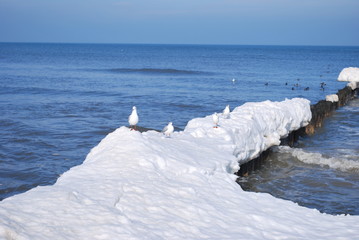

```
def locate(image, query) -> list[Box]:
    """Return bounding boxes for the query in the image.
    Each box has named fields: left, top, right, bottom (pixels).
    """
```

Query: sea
left=0, top=43, right=358, bottom=215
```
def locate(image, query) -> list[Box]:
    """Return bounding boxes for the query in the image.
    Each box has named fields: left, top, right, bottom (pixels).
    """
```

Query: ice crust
left=1, top=98, right=358, bottom=240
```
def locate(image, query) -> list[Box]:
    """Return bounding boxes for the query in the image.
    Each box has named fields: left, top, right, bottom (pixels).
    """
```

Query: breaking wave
left=277, top=146, right=359, bottom=172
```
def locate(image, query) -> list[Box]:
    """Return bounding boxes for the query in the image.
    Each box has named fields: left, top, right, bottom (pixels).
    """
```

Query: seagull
left=223, top=105, right=230, bottom=119
left=128, top=106, right=139, bottom=131
left=162, top=122, right=174, bottom=137
left=212, top=112, right=219, bottom=128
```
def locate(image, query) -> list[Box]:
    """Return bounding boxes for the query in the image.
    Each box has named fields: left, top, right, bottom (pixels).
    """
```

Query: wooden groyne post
left=305, top=85, right=358, bottom=134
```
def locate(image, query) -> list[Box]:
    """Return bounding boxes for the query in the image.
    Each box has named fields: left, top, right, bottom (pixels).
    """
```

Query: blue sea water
left=0, top=43, right=358, bottom=214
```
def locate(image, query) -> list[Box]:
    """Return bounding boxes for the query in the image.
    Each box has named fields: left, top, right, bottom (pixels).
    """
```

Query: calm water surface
left=0, top=43, right=358, bottom=215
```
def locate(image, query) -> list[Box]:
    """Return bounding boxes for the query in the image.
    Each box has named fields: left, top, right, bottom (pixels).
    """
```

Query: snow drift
left=325, top=94, right=339, bottom=102
left=337, top=67, right=359, bottom=82
left=1, top=98, right=358, bottom=240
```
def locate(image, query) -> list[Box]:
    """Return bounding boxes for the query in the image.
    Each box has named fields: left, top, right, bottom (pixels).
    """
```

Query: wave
left=99, top=68, right=210, bottom=75
left=277, top=146, right=359, bottom=172
left=343, top=98, right=359, bottom=109
left=1, top=86, right=120, bottom=98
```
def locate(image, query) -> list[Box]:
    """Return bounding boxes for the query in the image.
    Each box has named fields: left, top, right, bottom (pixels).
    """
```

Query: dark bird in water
left=292, top=87, right=295, bottom=90
left=320, top=82, right=326, bottom=91
left=265, top=82, right=269, bottom=86
left=304, top=87, right=310, bottom=91
left=285, top=82, right=288, bottom=86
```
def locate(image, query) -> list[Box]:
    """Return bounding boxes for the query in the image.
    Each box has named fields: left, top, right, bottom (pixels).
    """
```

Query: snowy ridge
left=185, top=98, right=311, bottom=164
left=1, top=98, right=358, bottom=240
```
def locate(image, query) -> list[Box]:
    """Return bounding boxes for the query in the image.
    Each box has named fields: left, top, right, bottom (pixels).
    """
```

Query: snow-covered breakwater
left=239, top=67, right=359, bottom=176
left=305, top=67, right=359, bottom=134
left=185, top=98, right=311, bottom=165
left=2, top=97, right=359, bottom=240
left=238, top=82, right=358, bottom=176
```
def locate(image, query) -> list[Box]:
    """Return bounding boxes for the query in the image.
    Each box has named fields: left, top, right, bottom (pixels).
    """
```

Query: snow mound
left=1, top=98, right=358, bottom=240
left=325, top=94, right=339, bottom=102
left=337, top=67, right=359, bottom=82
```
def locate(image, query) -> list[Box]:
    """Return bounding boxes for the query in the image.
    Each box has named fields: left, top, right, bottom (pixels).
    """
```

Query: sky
left=0, top=0, right=358, bottom=46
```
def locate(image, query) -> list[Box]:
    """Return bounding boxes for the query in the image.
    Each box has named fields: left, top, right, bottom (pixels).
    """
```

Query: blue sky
left=1, top=0, right=358, bottom=46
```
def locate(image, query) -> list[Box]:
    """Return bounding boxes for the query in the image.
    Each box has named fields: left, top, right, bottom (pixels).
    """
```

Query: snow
left=325, top=94, right=339, bottom=102
left=1, top=98, right=358, bottom=240
left=337, top=67, right=359, bottom=82
left=347, top=81, right=358, bottom=90
left=337, top=67, right=359, bottom=90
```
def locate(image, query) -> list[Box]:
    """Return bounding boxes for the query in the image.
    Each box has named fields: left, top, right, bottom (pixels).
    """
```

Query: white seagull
left=162, top=122, right=174, bottom=137
left=128, top=106, right=139, bottom=131
left=212, top=112, right=219, bottom=128
left=223, top=105, right=230, bottom=119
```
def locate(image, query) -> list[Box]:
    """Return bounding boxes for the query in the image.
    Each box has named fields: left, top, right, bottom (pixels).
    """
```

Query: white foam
left=278, top=146, right=359, bottom=172
left=337, top=67, right=359, bottom=82
left=1, top=98, right=358, bottom=240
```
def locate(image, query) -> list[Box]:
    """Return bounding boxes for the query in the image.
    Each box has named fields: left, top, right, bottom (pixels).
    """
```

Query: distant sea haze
left=0, top=43, right=358, bottom=214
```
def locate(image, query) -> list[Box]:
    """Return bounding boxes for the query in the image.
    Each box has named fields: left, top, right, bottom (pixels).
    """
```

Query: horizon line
left=1, top=41, right=358, bottom=48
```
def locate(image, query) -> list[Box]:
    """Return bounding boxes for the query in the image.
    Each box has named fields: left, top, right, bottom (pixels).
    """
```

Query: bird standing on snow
left=128, top=106, right=139, bottom=131
left=212, top=112, right=219, bottom=128
left=162, top=122, right=174, bottom=137
left=223, top=105, right=230, bottom=119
